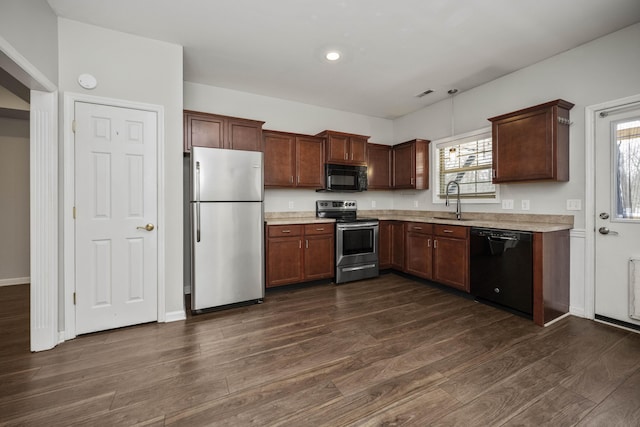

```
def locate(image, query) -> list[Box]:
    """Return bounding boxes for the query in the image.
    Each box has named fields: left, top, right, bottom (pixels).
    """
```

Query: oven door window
left=342, top=228, right=374, bottom=255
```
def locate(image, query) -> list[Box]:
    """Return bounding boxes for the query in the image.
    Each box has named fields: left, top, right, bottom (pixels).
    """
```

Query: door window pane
left=614, top=118, right=640, bottom=219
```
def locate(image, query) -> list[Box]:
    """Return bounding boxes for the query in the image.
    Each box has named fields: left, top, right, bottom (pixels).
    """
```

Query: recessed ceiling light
left=325, top=51, right=341, bottom=61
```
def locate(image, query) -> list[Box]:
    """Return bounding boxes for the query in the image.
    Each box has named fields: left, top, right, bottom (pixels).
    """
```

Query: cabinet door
left=296, top=136, right=325, bottom=188
left=367, top=144, right=392, bottom=189
left=326, top=134, right=349, bottom=163
left=433, top=236, right=469, bottom=291
left=393, top=143, right=416, bottom=188
left=304, top=234, right=334, bottom=280
left=227, top=118, right=263, bottom=151
left=405, top=232, right=433, bottom=279
left=266, top=237, right=303, bottom=287
left=263, top=132, right=296, bottom=187
left=349, top=136, right=368, bottom=164
left=378, top=221, right=392, bottom=269
left=185, top=113, right=224, bottom=152
left=391, top=222, right=405, bottom=271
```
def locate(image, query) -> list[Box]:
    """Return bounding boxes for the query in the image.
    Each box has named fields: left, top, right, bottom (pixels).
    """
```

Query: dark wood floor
left=1, top=275, right=640, bottom=426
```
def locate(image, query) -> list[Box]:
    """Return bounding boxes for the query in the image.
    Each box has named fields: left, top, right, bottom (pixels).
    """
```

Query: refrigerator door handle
left=196, top=161, right=201, bottom=242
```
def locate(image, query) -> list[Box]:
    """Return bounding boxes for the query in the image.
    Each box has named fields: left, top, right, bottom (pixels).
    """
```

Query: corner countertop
left=265, top=210, right=573, bottom=233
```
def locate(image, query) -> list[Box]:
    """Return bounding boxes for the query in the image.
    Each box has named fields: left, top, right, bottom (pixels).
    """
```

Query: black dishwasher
left=470, top=228, right=533, bottom=316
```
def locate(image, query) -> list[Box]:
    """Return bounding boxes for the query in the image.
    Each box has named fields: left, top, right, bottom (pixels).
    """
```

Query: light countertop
left=265, top=210, right=573, bottom=233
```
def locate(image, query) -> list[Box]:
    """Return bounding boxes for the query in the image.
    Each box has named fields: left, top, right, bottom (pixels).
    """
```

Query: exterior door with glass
left=594, top=103, right=640, bottom=329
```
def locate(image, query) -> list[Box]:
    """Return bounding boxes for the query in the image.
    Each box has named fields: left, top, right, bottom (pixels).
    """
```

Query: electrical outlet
left=566, top=199, right=582, bottom=211
left=521, top=200, right=530, bottom=211
left=371, top=200, right=376, bottom=208
left=413, top=200, right=419, bottom=208
left=502, top=199, right=514, bottom=210
left=288, top=201, right=294, bottom=209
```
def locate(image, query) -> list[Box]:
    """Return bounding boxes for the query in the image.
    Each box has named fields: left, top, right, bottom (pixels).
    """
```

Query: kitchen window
left=432, top=127, right=498, bottom=203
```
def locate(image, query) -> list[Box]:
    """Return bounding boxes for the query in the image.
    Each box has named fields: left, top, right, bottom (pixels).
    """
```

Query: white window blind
left=437, top=131, right=496, bottom=199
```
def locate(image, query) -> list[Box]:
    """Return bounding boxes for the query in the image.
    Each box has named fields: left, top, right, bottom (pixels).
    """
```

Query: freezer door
left=191, top=202, right=264, bottom=310
left=191, top=147, right=263, bottom=202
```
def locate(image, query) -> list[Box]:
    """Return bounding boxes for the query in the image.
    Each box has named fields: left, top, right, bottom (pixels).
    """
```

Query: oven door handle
left=337, top=222, right=379, bottom=229
left=342, top=264, right=377, bottom=272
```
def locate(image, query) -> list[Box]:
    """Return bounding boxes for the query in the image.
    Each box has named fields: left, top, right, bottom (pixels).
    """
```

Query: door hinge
left=73, top=292, right=76, bottom=305
left=73, top=206, right=76, bottom=219
left=72, top=120, right=76, bottom=133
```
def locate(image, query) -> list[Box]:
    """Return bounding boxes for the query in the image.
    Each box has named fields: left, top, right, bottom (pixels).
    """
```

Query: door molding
left=584, top=93, right=640, bottom=321
left=63, top=93, right=166, bottom=340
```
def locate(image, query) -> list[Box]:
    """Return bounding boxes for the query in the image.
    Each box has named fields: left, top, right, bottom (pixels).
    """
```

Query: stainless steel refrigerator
left=190, top=147, right=264, bottom=311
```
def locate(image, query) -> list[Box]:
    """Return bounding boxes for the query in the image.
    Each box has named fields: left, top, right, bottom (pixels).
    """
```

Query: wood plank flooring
left=1, top=275, right=640, bottom=426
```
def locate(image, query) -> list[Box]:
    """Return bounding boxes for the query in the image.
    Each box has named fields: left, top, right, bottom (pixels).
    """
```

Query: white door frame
left=0, top=36, right=59, bottom=352
left=63, top=93, right=166, bottom=340
left=584, top=93, right=640, bottom=321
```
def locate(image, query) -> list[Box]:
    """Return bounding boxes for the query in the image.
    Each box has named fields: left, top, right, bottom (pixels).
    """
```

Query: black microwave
left=323, top=163, right=368, bottom=192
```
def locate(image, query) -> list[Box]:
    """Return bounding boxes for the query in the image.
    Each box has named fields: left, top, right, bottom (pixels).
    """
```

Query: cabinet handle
left=316, top=228, right=325, bottom=231
left=345, top=152, right=348, bottom=160
left=299, top=240, right=302, bottom=249
left=414, top=226, right=422, bottom=230
left=290, top=176, right=294, bottom=183
left=297, top=175, right=300, bottom=183
left=411, top=177, right=414, bottom=185
left=443, top=229, right=453, bottom=233
left=434, top=240, right=437, bottom=249
left=428, top=238, right=431, bottom=248
left=306, top=240, right=309, bottom=249
left=281, top=230, right=291, bottom=233
left=351, top=152, right=354, bottom=160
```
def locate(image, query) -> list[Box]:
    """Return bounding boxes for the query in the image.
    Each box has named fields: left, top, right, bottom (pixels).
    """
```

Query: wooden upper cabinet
left=263, top=130, right=324, bottom=188
left=393, top=139, right=429, bottom=189
left=184, top=112, right=224, bottom=150
left=183, top=110, right=264, bottom=153
left=316, top=130, right=369, bottom=165
left=296, top=135, right=325, bottom=188
left=263, top=131, right=296, bottom=186
left=488, top=99, right=574, bottom=183
left=367, top=143, right=393, bottom=189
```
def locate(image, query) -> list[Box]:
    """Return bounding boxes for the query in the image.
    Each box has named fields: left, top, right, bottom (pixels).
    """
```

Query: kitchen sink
left=431, top=217, right=475, bottom=222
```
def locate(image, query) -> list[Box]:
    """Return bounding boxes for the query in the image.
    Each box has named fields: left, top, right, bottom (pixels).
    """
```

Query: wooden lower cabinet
left=378, top=221, right=392, bottom=269
left=433, top=227, right=470, bottom=292
left=266, top=223, right=334, bottom=288
left=391, top=222, right=406, bottom=271
left=405, top=223, right=433, bottom=279
left=532, top=230, right=569, bottom=326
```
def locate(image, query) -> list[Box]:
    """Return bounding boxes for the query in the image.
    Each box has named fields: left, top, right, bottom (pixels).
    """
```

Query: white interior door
left=75, top=102, right=158, bottom=335
left=594, top=103, right=640, bottom=329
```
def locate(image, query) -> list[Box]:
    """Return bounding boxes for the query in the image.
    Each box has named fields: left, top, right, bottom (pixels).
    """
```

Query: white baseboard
left=570, top=306, right=586, bottom=318
left=0, top=277, right=30, bottom=287
left=165, top=310, right=186, bottom=322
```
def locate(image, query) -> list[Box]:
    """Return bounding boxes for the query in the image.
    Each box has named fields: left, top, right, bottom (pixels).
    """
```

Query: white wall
left=0, top=117, right=30, bottom=284
left=184, top=82, right=397, bottom=213
left=58, top=18, right=185, bottom=316
left=394, top=23, right=640, bottom=229
left=0, top=0, right=58, bottom=88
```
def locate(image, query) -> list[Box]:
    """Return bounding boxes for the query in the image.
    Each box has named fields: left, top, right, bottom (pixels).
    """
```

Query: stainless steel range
left=316, top=200, right=379, bottom=284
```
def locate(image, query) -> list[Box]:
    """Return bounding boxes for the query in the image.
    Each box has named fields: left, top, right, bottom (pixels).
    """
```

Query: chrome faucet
left=445, top=180, right=462, bottom=220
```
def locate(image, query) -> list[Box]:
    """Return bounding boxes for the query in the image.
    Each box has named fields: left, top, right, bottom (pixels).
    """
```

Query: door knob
left=137, top=223, right=155, bottom=231
left=598, top=226, right=618, bottom=235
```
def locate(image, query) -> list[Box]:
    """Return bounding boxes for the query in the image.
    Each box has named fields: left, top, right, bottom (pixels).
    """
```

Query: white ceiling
left=47, top=0, right=640, bottom=119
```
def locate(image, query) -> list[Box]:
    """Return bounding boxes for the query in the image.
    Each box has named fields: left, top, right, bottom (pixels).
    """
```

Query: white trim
left=63, top=92, right=166, bottom=340
left=585, top=93, right=640, bottom=322
left=165, top=310, right=187, bottom=323
left=0, top=277, right=30, bottom=287
left=543, top=312, right=571, bottom=327
left=30, top=90, right=59, bottom=352
left=0, top=36, right=56, bottom=92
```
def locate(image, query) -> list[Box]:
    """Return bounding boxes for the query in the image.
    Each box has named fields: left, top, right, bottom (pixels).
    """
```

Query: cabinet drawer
left=406, top=222, right=432, bottom=234
left=304, top=223, right=334, bottom=235
left=268, top=225, right=303, bottom=237
left=434, top=224, right=468, bottom=239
